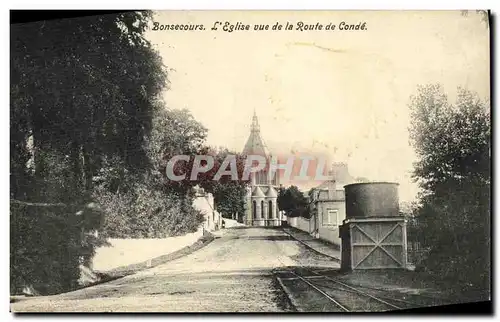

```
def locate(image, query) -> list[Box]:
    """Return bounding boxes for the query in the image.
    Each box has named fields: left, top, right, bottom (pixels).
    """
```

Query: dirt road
left=11, top=227, right=339, bottom=312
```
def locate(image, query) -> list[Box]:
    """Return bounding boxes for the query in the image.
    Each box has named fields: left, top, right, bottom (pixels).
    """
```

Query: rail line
left=319, top=278, right=443, bottom=306
left=275, top=230, right=435, bottom=312
left=305, top=267, right=403, bottom=310
left=276, top=268, right=407, bottom=312
left=287, top=270, right=349, bottom=312
left=271, top=230, right=417, bottom=312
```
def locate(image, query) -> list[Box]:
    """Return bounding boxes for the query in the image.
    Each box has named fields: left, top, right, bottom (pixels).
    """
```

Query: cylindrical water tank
left=344, top=182, right=400, bottom=219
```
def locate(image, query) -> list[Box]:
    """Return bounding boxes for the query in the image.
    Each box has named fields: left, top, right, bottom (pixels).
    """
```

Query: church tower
left=242, top=111, right=281, bottom=226
left=242, top=110, right=279, bottom=186
left=243, top=110, right=266, bottom=156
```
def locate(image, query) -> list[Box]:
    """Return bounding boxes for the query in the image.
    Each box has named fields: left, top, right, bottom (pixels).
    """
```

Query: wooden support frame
left=342, top=217, right=408, bottom=270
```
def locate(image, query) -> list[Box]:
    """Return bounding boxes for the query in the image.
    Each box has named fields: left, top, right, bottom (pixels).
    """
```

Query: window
left=322, top=209, right=339, bottom=227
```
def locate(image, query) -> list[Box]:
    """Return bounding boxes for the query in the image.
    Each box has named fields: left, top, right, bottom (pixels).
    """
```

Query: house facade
left=288, top=162, right=357, bottom=246
left=192, top=186, right=223, bottom=232
left=308, top=180, right=346, bottom=246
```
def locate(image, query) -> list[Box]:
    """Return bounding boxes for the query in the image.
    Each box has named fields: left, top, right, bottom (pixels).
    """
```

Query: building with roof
left=288, top=163, right=358, bottom=246
left=242, top=111, right=281, bottom=226
left=308, top=163, right=363, bottom=245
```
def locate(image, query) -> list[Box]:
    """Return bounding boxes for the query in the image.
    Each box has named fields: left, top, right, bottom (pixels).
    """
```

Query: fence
left=406, top=241, right=430, bottom=267
left=405, top=218, right=430, bottom=267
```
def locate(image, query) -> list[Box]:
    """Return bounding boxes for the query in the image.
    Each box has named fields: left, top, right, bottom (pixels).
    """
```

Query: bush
left=10, top=202, right=106, bottom=295
left=94, top=181, right=205, bottom=239
left=412, top=181, right=490, bottom=288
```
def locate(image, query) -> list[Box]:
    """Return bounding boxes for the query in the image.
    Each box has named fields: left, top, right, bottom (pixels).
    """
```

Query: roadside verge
left=282, top=227, right=341, bottom=262
left=10, top=232, right=216, bottom=303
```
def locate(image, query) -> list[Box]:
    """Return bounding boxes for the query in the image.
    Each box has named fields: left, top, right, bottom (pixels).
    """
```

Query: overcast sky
left=145, top=11, right=489, bottom=202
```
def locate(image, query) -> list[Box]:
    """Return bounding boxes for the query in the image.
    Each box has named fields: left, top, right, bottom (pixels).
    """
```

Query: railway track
left=275, top=267, right=424, bottom=312
left=325, top=278, right=446, bottom=307
left=271, top=230, right=429, bottom=312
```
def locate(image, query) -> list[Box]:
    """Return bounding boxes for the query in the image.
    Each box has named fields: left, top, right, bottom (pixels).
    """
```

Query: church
left=242, top=111, right=282, bottom=226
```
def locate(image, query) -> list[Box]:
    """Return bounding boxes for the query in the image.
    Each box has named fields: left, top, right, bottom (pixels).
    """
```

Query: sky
left=145, top=11, right=490, bottom=202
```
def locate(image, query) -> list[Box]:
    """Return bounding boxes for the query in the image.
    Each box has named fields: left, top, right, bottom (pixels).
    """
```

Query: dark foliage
left=408, top=84, right=490, bottom=288
left=10, top=12, right=170, bottom=294
left=278, top=185, right=310, bottom=218
left=10, top=12, right=250, bottom=295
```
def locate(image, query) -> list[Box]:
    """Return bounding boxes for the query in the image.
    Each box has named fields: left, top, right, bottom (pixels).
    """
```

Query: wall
left=86, top=187, right=217, bottom=275
left=287, top=194, right=346, bottom=247
left=91, top=229, right=203, bottom=272
left=307, top=185, right=346, bottom=247
left=192, top=191, right=222, bottom=232
left=288, top=216, right=311, bottom=233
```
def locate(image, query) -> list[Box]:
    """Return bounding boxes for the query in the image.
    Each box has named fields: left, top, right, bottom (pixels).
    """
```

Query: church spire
left=242, top=110, right=266, bottom=156
left=242, top=110, right=279, bottom=187
left=251, top=109, right=260, bottom=133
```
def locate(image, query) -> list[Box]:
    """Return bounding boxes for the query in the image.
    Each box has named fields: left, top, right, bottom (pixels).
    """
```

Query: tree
left=10, top=11, right=169, bottom=294
left=11, top=11, right=168, bottom=201
left=90, top=107, right=210, bottom=239
left=408, top=84, right=490, bottom=287
left=278, top=185, right=310, bottom=218
left=205, top=149, right=250, bottom=219
left=146, top=108, right=208, bottom=195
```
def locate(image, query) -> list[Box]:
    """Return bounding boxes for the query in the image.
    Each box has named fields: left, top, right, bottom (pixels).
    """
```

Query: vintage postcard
left=10, top=10, right=491, bottom=313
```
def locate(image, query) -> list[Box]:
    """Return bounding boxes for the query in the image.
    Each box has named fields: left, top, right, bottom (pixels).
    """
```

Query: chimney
left=331, top=162, right=351, bottom=184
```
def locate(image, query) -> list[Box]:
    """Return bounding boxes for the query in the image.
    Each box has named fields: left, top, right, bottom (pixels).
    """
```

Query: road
left=11, top=227, right=340, bottom=312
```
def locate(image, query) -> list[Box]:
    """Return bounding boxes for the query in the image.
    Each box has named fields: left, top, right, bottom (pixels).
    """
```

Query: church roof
left=251, top=186, right=265, bottom=198
left=265, top=186, right=278, bottom=198
left=242, top=111, right=269, bottom=157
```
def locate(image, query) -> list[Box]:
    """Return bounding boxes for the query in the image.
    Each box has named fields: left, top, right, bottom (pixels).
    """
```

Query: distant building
left=329, top=162, right=355, bottom=186
left=192, top=186, right=222, bottom=232
left=242, top=111, right=281, bottom=226
left=306, top=163, right=356, bottom=245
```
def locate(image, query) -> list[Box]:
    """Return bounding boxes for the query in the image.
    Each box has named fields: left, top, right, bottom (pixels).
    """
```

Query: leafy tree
left=149, top=118, right=251, bottom=216
left=10, top=11, right=169, bottom=294
left=148, top=108, right=208, bottom=196
left=148, top=108, right=208, bottom=169
left=11, top=11, right=168, bottom=204
left=408, top=84, right=490, bottom=287
left=278, top=185, right=310, bottom=218
left=205, top=149, right=250, bottom=219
